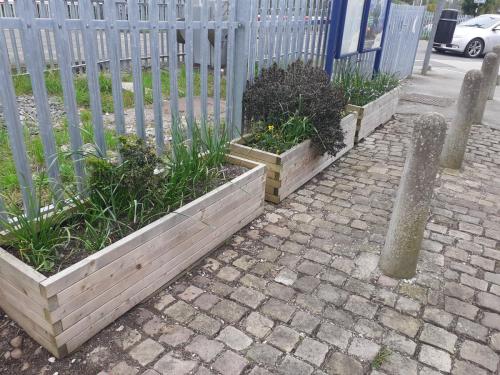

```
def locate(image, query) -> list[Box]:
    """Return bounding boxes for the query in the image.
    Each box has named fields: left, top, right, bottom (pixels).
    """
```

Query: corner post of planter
left=473, top=52, right=498, bottom=124
left=488, top=46, right=500, bottom=99
left=379, top=113, right=447, bottom=279
left=231, top=0, right=252, bottom=139
left=440, top=69, right=483, bottom=170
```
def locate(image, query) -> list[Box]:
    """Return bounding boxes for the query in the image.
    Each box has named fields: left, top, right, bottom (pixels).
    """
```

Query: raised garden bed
left=230, top=113, right=357, bottom=204
left=347, top=87, right=400, bottom=142
left=0, top=155, right=265, bottom=358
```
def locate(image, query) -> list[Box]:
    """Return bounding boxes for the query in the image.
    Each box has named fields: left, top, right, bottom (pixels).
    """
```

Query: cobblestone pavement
left=2, top=111, right=500, bottom=375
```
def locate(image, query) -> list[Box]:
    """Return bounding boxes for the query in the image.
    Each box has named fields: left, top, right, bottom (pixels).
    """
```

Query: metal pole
left=421, top=0, right=445, bottom=75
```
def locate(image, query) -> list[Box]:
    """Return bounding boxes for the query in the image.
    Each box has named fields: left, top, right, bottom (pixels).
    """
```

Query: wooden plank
left=54, top=177, right=264, bottom=335
left=230, top=141, right=281, bottom=164
left=64, top=199, right=264, bottom=354
left=52, top=174, right=265, bottom=317
left=128, top=0, right=146, bottom=139
left=149, top=0, right=165, bottom=153
left=42, top=162, right=264, bottom=297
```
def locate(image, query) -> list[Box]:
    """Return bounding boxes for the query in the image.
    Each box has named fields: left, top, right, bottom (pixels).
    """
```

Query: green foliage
left=243, top=60, right=346, bottom=156
left=333, top=69, right=399, bottom=107
left=372, top=347, right=391, bottom=370
left=0, top=186, right=72, bottom=273
left=462, top=0, right=497, bottom=15
left=247, top=116, right=315, bottom=155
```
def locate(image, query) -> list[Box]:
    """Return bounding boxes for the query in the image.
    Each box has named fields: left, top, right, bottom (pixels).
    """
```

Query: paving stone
left=240, top=274, right=268, bottom=290
left=481, top=311, right=500, bottom=330
left=317, top=323, right=352, bottom=350
left=395, top=296, right=421, bottom=317
left=213, top=350, right=249, bottom=375
left=261, top=298, right=296, bottom=323
left=316, top=283, right=349, bottom=306
left=354, top=318, right=384, bottom=340
left=193, top=293, right=220, bottom=311
left=185, top=335, right=224, bottom=362
left=294, top=337, right=329, bottom=366
left=383, top=331, right=416, bottom=355
left=116, top=328, right=142, bottom=350
left=291, top=311, right=320, bottom=334
left=217, top=266, right=242, bottom=282
left=297, top=260, right=324, bottom=275
left=274, top=269, right=298, bottom=286
left=444, top=282, right=475, bottom=302
left=211, top=299, right=248, bottom=323
left=278, top=355, right=314, bottom=375
left=477, top=292, right=500, bottom=313
left=348, top=337, right=380, bottom=361
left=230, top=286, right=266, bottom=309
left=459, top=340, right=499, bottom=372
left=143, top=316, right=167, bottom=336
left=380, top=351, right=418, bottom=375
left=153, top=353, right=197, bottom=375
left=128, top=339, right=164, bottom=366
left=378, top=308, right=421, bottom=337
left=233, top=255, right=257, bottom=270
left=267, top=325, right=300, bottom=352
left=345, top=295, right=378, bottom=319
left=158, top=325, right=193, bottom=347
left=246, top=343, right=282, bottom=366
left=294, top=275, right=321, bottom=293
left=344, top=278, right=376, bottom=299
left=110, top=361, right=139, bottom=375
left=248, top=367, right=273, bottom=375
left=419, top=323, right=457, bottom=353
left=444, top=297, right=478, bottom=320
left=422, top=307, right=454, bottom=328
left=245, top=312, right=274, bottom=338
left=324, top=352, right=363, bottom=375
left=178, top=286, right=204, bottom=301
left=418, top=344, right=452, bottom=372
left=188, top=313, right=222, bottom=336
left=452, top=360, right=488, bottom=375
left=296, top=293, right=325, bottom=314
left=304, top=249, right=332, bottom=265
left=217, top=326, right=253, bottom=351
left=164, top=301, right=196, bottom=323
left=455, top=317, right=488, bottom=342
left=153, top=293, right=176, bottom=311
left=324, top=306, right=355, bottom=328
left=266, top=281, right=296, bottom=301
left=460, top=274, right=488, bottom=291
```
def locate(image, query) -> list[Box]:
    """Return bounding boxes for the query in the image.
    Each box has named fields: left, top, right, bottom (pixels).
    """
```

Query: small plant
left=372, top=347, right=391, bottom=369
left=247, top=115, right=315, bottom=155
left=333, top=69, right=399, bottom=107
left=243, top=60, right=347, bottom=156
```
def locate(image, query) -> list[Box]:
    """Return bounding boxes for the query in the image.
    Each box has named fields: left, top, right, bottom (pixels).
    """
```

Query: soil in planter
left=2, top=163, right=247, bottom=277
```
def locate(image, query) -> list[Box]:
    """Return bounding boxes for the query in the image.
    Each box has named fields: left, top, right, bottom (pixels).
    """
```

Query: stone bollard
left=489, top=46, right=500, bottom=99
left=379, top=113, right=447, bottom=279
left=440, top=69, right=483, bottom=170
left=473, top=52, right=498, bottom=124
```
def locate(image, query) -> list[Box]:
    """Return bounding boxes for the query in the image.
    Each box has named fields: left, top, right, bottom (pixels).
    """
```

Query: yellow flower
left=268, top=125, right=274, bottom=131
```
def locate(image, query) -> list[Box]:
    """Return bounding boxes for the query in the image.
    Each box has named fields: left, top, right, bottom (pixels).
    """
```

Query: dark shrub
left=243, top=60, right=347, bottom=155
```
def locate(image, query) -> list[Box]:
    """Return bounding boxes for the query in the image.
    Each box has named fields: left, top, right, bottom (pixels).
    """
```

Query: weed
left=372, top=347, right=391, bottom=369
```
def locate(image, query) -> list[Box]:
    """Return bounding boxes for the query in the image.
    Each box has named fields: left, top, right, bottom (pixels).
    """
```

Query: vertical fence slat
left=103, top=0, right=126, bottom=136
left=282, top=0, right=293, bottom=66
left=17, top=0, right=62, bottom=200
left=0, top=31, right=35, bottom=213
left=256, top=0, right=267, bottom=74
left=213, top=0, right=223, bottom=130
left=128, top=0, right=146, bottom=139
left=79, top=0, right=106, bottom=155
left=275, top=0, right=286, bottom=66
left=167, top=0, right=179, bottom=133
left=200, top=0, right=209, bottom=127
left=5, top=5, right=21, bottom=74
left=40, top=1, right=55, bottom=69
left=150, top=0, right=165, bottom=153
left=267, top=0, right=277, bottom=67
left=309, top=0, right=320, bottom=63
left=318, top=0, right=329, bottom=68
left=50, top=0, right=85, bottom=193
left=224, top=0, right=236, bottom=135
left=297, top=0, right=307, bottom=61
left=247, top=0, right=258, bottom=82
left=184, top=0, right=194, bottom=136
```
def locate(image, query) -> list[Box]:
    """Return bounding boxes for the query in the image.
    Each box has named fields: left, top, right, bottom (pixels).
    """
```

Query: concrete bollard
left=440, top=70, right=483, bottom=170
left=379, top=113, right=447, bottom=279
left=489, top=46, right=500, bottom=98
left=473, top=52, right=498, bottom=124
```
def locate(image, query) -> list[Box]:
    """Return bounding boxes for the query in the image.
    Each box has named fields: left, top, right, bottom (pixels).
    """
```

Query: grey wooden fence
left=0, top=0, right=332, bottom=214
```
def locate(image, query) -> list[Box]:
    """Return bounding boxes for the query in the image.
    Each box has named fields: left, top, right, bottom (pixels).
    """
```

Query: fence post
left=440, top=70, right=483, bottom=170
left=231, top=0, right=252, bottom=138
left=379, top=113, right=447, bottom=279
left=421, top=0, right=445, bottom=75
left=473, top=52, right=498, bottom=124
left=324, top=0, right=342, bottom=77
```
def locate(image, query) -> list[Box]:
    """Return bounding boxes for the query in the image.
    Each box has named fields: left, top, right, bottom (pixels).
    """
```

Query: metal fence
left=380, top=4, right=425, bottom=78
left=420, top=10, right=471, bottom=39
left=0, top=0, right=332, bottom=214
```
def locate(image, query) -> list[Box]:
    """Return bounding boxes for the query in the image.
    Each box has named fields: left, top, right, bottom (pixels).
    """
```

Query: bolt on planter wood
left=0, top=155, right=266, bottom=358
left=230, top=113, right=357, bottom=204
left=347, top=87, right=401, bottom=143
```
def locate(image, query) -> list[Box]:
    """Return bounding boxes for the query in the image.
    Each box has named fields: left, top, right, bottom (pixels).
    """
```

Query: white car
left=434, top=14, right=500, bottom=57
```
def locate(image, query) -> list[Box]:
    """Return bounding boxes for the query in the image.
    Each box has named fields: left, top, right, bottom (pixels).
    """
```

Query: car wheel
left=464, top=38, right=484, bottom=58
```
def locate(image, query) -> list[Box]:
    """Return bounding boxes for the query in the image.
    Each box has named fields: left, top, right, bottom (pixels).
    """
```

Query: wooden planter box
left=230, top=114, right=357, bottom=204
left=0, top=155, right=265, bottom=358
left=347, top=87, right=400, bottom=142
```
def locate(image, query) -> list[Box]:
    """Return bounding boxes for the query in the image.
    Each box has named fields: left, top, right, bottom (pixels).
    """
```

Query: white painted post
left=379, top=113, right=447, bottom=279
left=440, top=70, right=483, bottom=170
